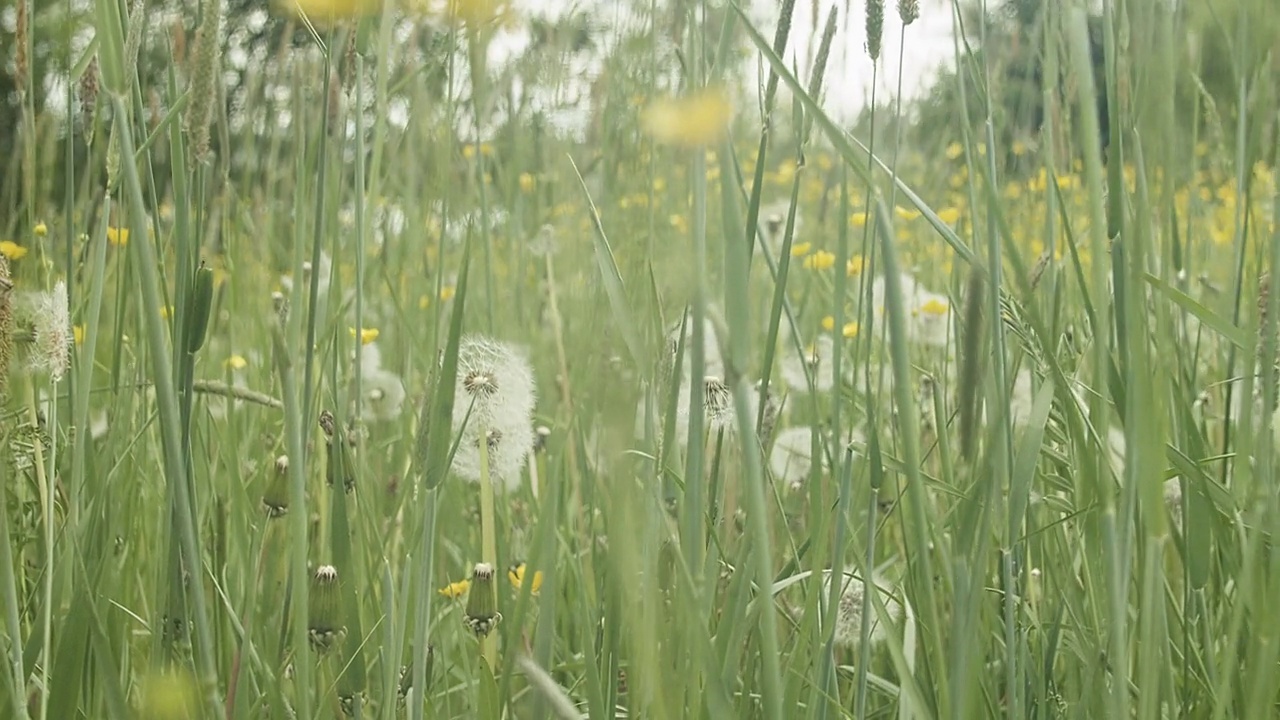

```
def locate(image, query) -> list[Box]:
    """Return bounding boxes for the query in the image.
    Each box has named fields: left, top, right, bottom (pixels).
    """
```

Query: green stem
left=478, top=425, right=498, bottom=671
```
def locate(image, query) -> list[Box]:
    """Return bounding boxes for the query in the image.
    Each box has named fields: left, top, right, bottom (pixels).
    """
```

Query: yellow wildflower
left=349, top=327, right=379, bottom=345
left=74, top=325, right=85, bottom=345
left=894, top=206, right=921, bottom=221
left=508, top=563, right=543, bottom=595
left=937, top=207, right=962, bottom=225
left=945, top=142, right=963, bottom=160
left=920, top=298, right=950, bottom=316
left=821, top=315, right=835, bottom=331
left=641, top=87, right=733, bottom=147
left=159, top=305, right=173, bottom=320
left=0, top=241, right=27, bottom=260
left=1012, top=139, right=1029, bottom=157
left=842, top=322, right=859, bottom=338
left=850, top=211, right=869, bottom=227
left=803, top=250, right=836, bottom=271
left=33, top=221, right=48, bottom=237
left=419, top=294, right=431, bottom=309
left=106, top=226, right=129, bottom=246
left=846, top=255, right=865, bottom=276
left=439, top=286, right=456, bottom=302
left=438, top=579, right=470, bottom=599
left=519, top=172, right=536, bottom=193
left=669, top=214, right=688, bottom=234
left=652, top=177, right=666, bottom=193
left=790, top=242, right=812, bottom=258
left=226, top=354, right=248, bottom=370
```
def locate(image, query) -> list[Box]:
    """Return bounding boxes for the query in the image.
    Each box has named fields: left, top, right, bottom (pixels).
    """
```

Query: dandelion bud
left=79, top=57, right=100, bottom=145
left=263, top=455, right=290, bottom=517
left=865, top=0, right=885, bottom=61
left=897, top=0, right=918, bottom=25
left=185, top=0, right=223, bottom=162
left=184, top=263, right=214, bottom=354
left=533, top=425, right=551, bottom=453
left=463, top=563, right=501, bottom=637
left=308, top=565, right=346, bottom=653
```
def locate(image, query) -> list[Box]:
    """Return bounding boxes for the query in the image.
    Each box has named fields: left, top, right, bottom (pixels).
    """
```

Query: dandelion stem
left=478, top=424, right=499, bottom=671
left=26, top=379, right=54, bottom=720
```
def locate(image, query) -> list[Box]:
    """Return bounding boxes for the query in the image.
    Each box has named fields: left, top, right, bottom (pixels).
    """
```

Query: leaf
left=1144, top=272, right=1249, bottom=349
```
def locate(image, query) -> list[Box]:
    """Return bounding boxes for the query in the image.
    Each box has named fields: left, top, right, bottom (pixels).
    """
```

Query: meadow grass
left=1, top=0, right=1279, bottom=717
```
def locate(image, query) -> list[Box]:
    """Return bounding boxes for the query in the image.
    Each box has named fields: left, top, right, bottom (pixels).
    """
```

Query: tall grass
left=1, top=0, right=1279, bottom=717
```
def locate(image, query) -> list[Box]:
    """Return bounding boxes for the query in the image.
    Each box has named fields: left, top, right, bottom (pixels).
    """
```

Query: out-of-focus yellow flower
left=0, top=241, right=27, bottom=260
left=790, top=242, right=812, bottom=258
left=894, top=206, right=921, bottom=221
left=821, top=315, right=835, bottom=331
left=937, top=207, right=961, bottom=225
left=438, top=579, right=470, bottom=599
left=107, top=226, right=129, bottom=246
left=1012, top=139, right=1029, bottom=157
left=140, top=672, right=198, bottom=719
left=33, top=221, right=48, bottom=237
left=652, top=177, right=666, bottom=193
left=850, top=211, right=869, bottom=227
left=669, top=214, right=688, bottom=234
left=419, top=294, right=431, bottom=309
left=226, top=354, right=248, bottom=370
left=920, top=298, right=950, bottom=316
left=945, top=142, right=963, bottom=160
left=348, top=327, right=379, bottom=345
left=74, top=325, right=85, bottom=345
left=279, top=0, right=380, bottom=25
left=508, top=563, right=543, bottom=595
left=439, top=286, right=456, bottom=301
left=160, top=305, right=173, bottom=320
left=846, top=255, right=865, bottom=276
left=803, top=250, right=835, bottom=271
left=519, top=172, right=536, bottom=193
left=642, top=87, right=733, bottom=147
left=842, top=322, right=859, bottom=338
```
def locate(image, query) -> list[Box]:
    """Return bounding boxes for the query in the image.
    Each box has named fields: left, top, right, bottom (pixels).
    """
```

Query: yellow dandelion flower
left=669, top=214, right=688, bottom=234
left=937, top=207, right=962, bottom=225
left=842, top=322, right=859, bottom=338
left=419, top=294, right=431, bottom=309
left=821, top=315, right=835, bottom=331
left=349, top=327, right=380, bottom=345
left=1012, top=139, right=1029, bottom=157
left=945, top=142, right=963, bottom=160
left=438, top=579, right=471, bottom=599
left=106, top=226, right=129, bottom=246
left=894, top=206, right=921, bottom=221
left=652, top=177, right=666, bottom=193
left=508, top=563, right=543, bottom=595
left=790, top=242, right=812, bottom=258
left=0, top=241, right=27, bottom=260
left=846, top=255, right=865, bottom=276
left=439, top=285, right=456, bottom=302
left=641, top=87, right=733, bottom=148
left=74, top=325, right=85, bottom=345
left=920, top=298, right=950, bottom=316
left=519, top=172, right=536, bottom=193
left=226, top=354, right=248, bottom=370
left=33, top=221, right=48, bottom=237
left=160, top=305, right=174, bottom=319
left=803, top=250, right=836, bottom=271
left=850, top=211, right=869, bottom=227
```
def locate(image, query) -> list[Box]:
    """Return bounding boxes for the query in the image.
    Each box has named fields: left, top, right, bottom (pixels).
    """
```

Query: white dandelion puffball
left=910, top=291, right=953, bottom=348
left=781, top=334, right=836, bottom=393
left=362, top=368, right=407, bottom=422
left=770, top=426, right=818, bottom=487
left=450, top=335, right=538, bottom=492
left=15, top=281, right=72, bottom=381
left=823, top=570, right=905, bottom=651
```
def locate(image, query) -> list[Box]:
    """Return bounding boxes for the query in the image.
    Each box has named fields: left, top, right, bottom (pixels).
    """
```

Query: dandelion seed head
left=451, top=335, right=537, bottom=491
left=362, top=368, right=406, bottom=422
left=824, top=571, right=904, bottom=651
left=770, top=426, right=817, bottom=487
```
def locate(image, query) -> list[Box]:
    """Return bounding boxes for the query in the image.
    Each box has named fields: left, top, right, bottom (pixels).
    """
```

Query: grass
left=1, top=0, right=1279, bottom=717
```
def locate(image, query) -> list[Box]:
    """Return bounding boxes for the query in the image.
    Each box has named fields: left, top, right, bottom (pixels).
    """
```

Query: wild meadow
left=1, top=0, right=1278, bottom=717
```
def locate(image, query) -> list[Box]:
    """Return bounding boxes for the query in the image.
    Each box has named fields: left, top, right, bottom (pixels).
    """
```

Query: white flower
left=780, top=334, right=835, bottom=392
left=770, top=426, right=818, bottom=488
left=823, top=570, right=906, bottom=651
left=450, top=335, right=538, bottom=492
